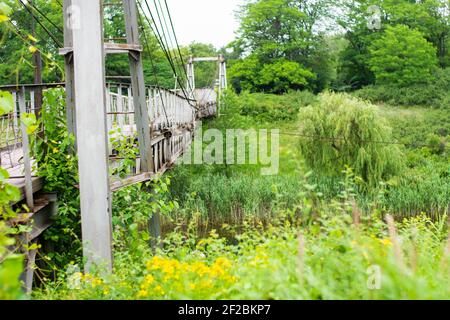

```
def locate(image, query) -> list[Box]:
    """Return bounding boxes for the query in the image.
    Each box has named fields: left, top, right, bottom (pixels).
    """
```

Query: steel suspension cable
left=162, top=0, right=192, bottom=93
left=137, top=13, right=171, bottom=126
left=154, top=0, right=188, bottom=88
left=26, top=0, right=64, bottom=35
left=138, top=0, right=193, bottom=105
left=17, top=0, right=63, bottom=47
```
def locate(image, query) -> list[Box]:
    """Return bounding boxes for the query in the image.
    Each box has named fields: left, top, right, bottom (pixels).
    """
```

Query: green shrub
left=223, top=90, right=316, bottom=124
left=369, top=25, right=438, bottom=87
left=0, top=89, right=24, bottom=300
left=298, top=92, right=404, bottom=188
left=34, top=89, right=81, bottom=270
left=354, top=68, right=450, bottom=108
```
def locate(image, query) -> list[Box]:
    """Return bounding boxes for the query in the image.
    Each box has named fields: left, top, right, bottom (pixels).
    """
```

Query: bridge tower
left=60, top=0, right=154, bottom=272
left=186, top=55, right=228, bottom=113
left=186, top=55, right=196, bottom=100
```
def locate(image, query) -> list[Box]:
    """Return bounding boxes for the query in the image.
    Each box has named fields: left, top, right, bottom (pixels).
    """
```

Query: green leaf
left=20, top=113, right=38, bottom=134
left=0, top=254, right=24, bottom=300
left=0, top=3, right=12, bottom=16
left=0, top=167, right=10, bottom=181
left=0, top=91, right=14, bottom=116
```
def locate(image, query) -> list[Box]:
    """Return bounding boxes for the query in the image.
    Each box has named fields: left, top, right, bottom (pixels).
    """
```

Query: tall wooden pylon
left=123, top=0, right=153, bottom=173
left=70, top=0, right=113, bottom=272
left=62, top=0, right=158, bottom=271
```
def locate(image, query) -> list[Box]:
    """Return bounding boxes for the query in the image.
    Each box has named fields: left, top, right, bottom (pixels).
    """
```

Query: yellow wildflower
left=378, top=238, right=392, bottom=247
left=91, top=278, right=103, bottom=288
left=0, top=15, right=10, bottom=23
left=137, top=290, right=148, bottom=299
left=29, top=46, right=38, bottom=54
left=153, top=285, right=165, bottom=296
left=144, top=274, right=154, bottom=285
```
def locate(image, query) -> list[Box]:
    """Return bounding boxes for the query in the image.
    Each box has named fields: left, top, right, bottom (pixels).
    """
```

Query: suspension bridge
left=0, top=0, right=227, bottom=291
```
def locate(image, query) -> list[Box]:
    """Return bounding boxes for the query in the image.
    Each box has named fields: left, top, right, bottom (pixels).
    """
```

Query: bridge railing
left=106, top=83, right=196, bottom=136
left=0, top=82, right=209, bottom=196
left=0, top=84, right=63, bottom=207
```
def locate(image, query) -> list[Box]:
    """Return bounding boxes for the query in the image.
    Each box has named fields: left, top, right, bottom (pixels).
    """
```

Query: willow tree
left=298, top=92, right=403, bottom=188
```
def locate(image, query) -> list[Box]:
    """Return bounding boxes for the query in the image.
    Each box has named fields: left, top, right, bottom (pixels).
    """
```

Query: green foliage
left=337, top=0, right=450, bottom=88
left=298, top=92, right=404, bottom=188
left=112, top=179, right=179, bottom=254
left=354, top=68, right=450, bottom=108
left=0, top=253, right=23, bottom=300
left=0, top=90, right=13, bottom=114
left=223, top=90, right=316, bottom=124
left=0, top=0, right=64, bottom=84
left=186, top=42, right=218, bottom=88
left=109, top=128, right=139, bottom=179
left=20, top=112, right=38, bottom=134
left=35, top=189, right=450, bottom=300
left=0, top=168, right=23, bottom=300
left=0, top=89, right=23, bottom=300
left=34, top=89, right=81, bottom=269
left=368, top=25, right=438, bottom=86
left=258, top=60, right=315, bottom=93
left=228, top=55, right=259, bottom=93
left=228, top=0, right=334, bottom=93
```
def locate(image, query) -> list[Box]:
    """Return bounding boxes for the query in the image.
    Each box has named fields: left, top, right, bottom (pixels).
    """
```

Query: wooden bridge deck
left=0, top=83, right=217, bottom=207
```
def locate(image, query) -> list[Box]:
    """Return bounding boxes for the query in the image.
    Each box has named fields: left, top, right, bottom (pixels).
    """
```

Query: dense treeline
left=226, top=0, right=450, bottom=100
left=0, top=0, right=217, bottom=89
left=2, top=0, right=450, bottom=107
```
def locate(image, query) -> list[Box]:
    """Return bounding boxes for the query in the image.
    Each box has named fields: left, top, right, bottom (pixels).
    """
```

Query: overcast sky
left=166, top=0, right=244, bottom=49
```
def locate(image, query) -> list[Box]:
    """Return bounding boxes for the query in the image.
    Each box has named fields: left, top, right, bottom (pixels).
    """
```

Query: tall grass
left=167, top=89, right=449, bottom=224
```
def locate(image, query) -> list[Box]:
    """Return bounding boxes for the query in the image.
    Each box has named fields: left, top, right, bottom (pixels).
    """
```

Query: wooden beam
left=192, top=57, right=220, bottom=62
left=59, top=43, right=142, bottom=56
left=63, top=0, right=77, bottom=141
left=72, top=0, right=113, bottom=272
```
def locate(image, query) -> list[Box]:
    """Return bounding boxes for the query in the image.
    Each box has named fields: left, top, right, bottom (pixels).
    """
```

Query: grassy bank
left=166, top=91, right=449, bottom=225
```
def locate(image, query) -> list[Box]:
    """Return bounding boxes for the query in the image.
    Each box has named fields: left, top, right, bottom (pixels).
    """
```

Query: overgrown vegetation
left=33, top=89, right=80, bottom=272
left=0, top=89, right=23, bottom=300
left=298, top=92, right=404, bottom=188
left=0, top=0, right=449, bottom=301
left=35, top=177, right=450, bottom=300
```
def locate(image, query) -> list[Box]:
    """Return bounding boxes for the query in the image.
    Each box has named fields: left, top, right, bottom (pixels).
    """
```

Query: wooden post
left=18, top=87, right=34, bottom=211
left=123, top=0, right=161, bottom=246
left=218, top=54, right=227, bottom=115
left=72, top=0, right=113, bottom=272
left=123, top=0, right=153, bottom=173
left=63, top=0, right=77, bottom=142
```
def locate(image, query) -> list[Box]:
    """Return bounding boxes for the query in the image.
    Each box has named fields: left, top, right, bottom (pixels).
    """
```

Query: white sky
left=166, top=0, right=244, bottom=49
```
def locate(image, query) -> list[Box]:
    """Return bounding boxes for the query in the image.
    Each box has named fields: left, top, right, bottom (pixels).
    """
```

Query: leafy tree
left=228, top=55, right=259, bottom=93
left=298, top=92, right=403, bottom=188
left=369, top=25, right=438, bottom=86
left=258, top=59, right=315, bottom=93
left=229, top=0, right=334, bottom=92
left=337, top=0, right=450, bottom=88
